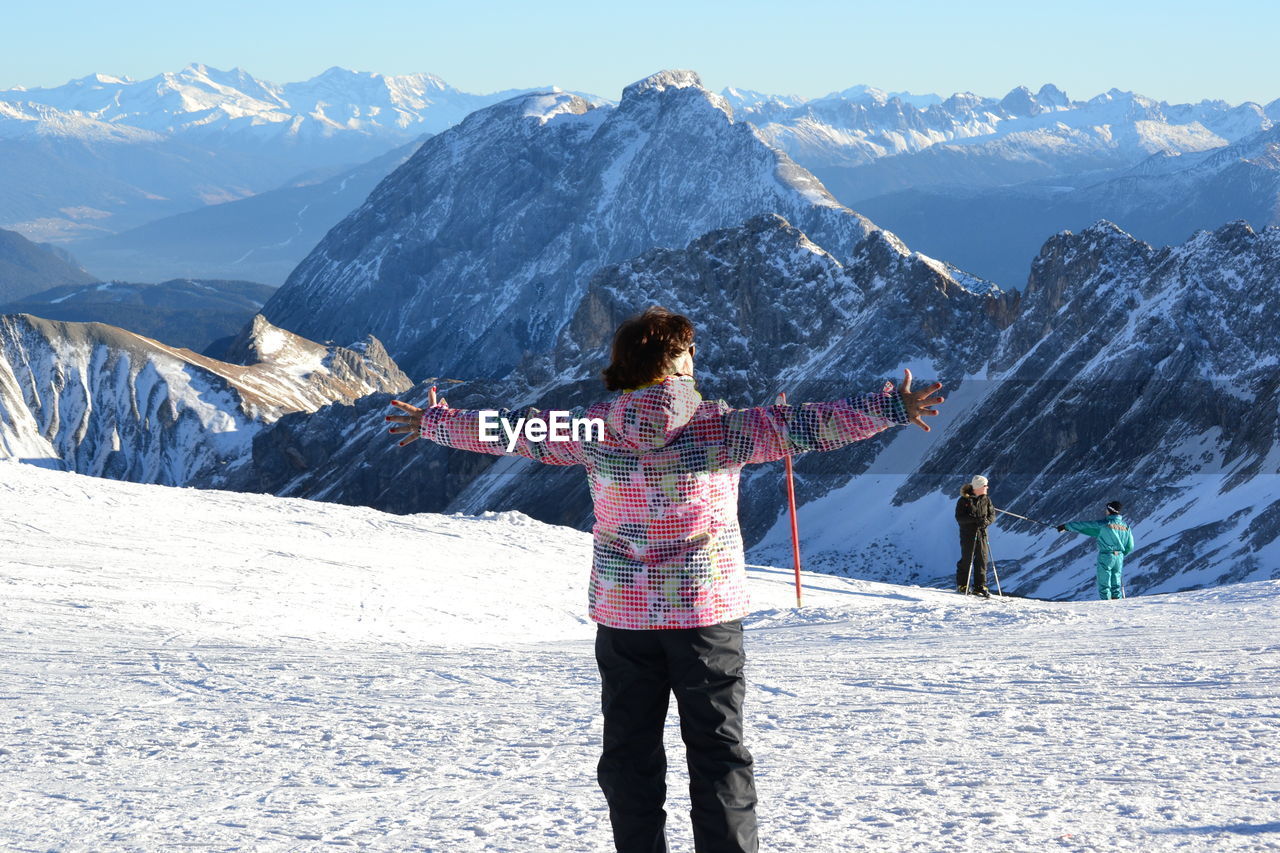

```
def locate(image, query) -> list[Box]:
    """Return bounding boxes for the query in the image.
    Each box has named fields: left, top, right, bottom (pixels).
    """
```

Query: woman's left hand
left=386, top=386, right=447, bottom=447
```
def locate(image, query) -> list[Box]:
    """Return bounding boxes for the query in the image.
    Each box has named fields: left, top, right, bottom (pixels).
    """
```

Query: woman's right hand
left=385, top=386, right=448, bottom=448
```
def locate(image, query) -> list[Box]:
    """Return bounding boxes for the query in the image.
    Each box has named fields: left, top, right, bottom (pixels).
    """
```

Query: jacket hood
left=604, top=374, right=703, bottom=452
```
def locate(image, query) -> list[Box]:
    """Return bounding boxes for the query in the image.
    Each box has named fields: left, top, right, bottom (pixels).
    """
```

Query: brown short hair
left=602, top=306, right=695, bottom=391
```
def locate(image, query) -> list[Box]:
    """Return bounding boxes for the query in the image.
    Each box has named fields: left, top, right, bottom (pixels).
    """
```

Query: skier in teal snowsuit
left=1057, top=501, right=1135, bottom=599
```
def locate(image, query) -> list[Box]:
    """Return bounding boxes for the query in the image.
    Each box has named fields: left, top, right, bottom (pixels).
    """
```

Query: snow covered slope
left=1, top=461, right=1276, bottom=851
left=0, top=314, right=409, bottom=485
left=262, top=69, right=876, bottom=380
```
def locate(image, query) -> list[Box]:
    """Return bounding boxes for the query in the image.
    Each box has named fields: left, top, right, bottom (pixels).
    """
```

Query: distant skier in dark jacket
left=1057, top=501, right=1135, bottom=600
left=955, top=475, right=995, bottom=596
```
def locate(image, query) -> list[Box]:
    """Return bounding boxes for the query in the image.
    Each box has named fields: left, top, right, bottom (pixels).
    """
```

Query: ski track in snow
left=1, top=461, right=1278, bottom=852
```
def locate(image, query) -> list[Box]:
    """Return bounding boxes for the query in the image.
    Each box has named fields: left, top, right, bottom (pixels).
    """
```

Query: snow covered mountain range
left=0, top=64, right=533, bottom=147
left=855, top=121, right=1280, bottom=286
left=0, top=65, right=558, bottom=241
left=2, top=69, right=1276, bottom=601
left=262, top=70, right=909, bottom=380
left=717, top=83, right=1280, bottom=287
left=743, top=83, right=1276, bottom=199
left=0, top=313, right=408, bottom=486
left=4, top=64, right=1277, bottom=293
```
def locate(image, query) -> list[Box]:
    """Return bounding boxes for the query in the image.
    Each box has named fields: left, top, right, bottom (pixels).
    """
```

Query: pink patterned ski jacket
left=420, top=375, right=907, bottom=630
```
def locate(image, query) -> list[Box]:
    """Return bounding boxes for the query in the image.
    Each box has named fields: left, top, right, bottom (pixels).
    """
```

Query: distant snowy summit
left=735, top=82, right=1277, bottom=177
left=0, top=63, right=557, bottom=142
left=9, top=65, right=1276, bottom=155
left=0, top=66, right=594, bottom=242
left=723, top=80, right=1275, bottom=130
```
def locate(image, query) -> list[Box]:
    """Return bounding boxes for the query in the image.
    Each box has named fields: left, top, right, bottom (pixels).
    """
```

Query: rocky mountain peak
left=621, top=69, right=705, bottom=98
left=999, top=85, right=1041, bottom=117
left=1203, top=218, right=1258, bottom=244
left=618, top=69, right=732, bottom=120
left=1036, top=84, right=1070, bottom=108
left=222, top=314, right=312, bottom=366
left=940, top=91, right=991, bottom=114
left=222, top=313, right=409, bottom=394
left=450, top=89, right=595, bottom=135
left=1076, top=219, right=1139, bottom=243
left=994, top=222, right=1153, bottom=370
left=262, top=67, right=883, bottom=380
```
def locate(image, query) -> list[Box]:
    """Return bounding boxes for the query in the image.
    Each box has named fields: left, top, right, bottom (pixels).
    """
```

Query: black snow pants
left=595, top=620, right=758, bottom=853
left=956, top=525, right=989, bottom=592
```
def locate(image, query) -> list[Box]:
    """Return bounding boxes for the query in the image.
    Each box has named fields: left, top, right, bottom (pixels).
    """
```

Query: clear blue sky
left=4, top=0, right=1277, bottom=105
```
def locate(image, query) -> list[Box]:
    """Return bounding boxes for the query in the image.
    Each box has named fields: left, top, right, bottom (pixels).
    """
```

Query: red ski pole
left=776, top=392, right=803, bottom=607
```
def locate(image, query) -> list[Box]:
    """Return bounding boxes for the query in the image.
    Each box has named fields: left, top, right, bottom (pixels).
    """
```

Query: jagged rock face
left=262, top=70, right=876, bottom=381
left=542, top=213, right=1003, bottom=386
left=0, top=314, right=409, bottom=486
left=788, top=220, right=1280, bottom=598
left=441, top=213, right=1008, bottom=536
left=219, top=315, right=411, bottom=407
left=251, top=217, right=1280, bottom=600
left=248, top=213, right=1008, bottom=534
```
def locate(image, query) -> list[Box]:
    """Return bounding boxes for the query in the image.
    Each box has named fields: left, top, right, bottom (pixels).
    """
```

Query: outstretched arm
left=387, top=387, right=587, bottom=466
left=721, top=369, right=943, bottom=465
left=1063, top=520, right=1104, bottom=537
